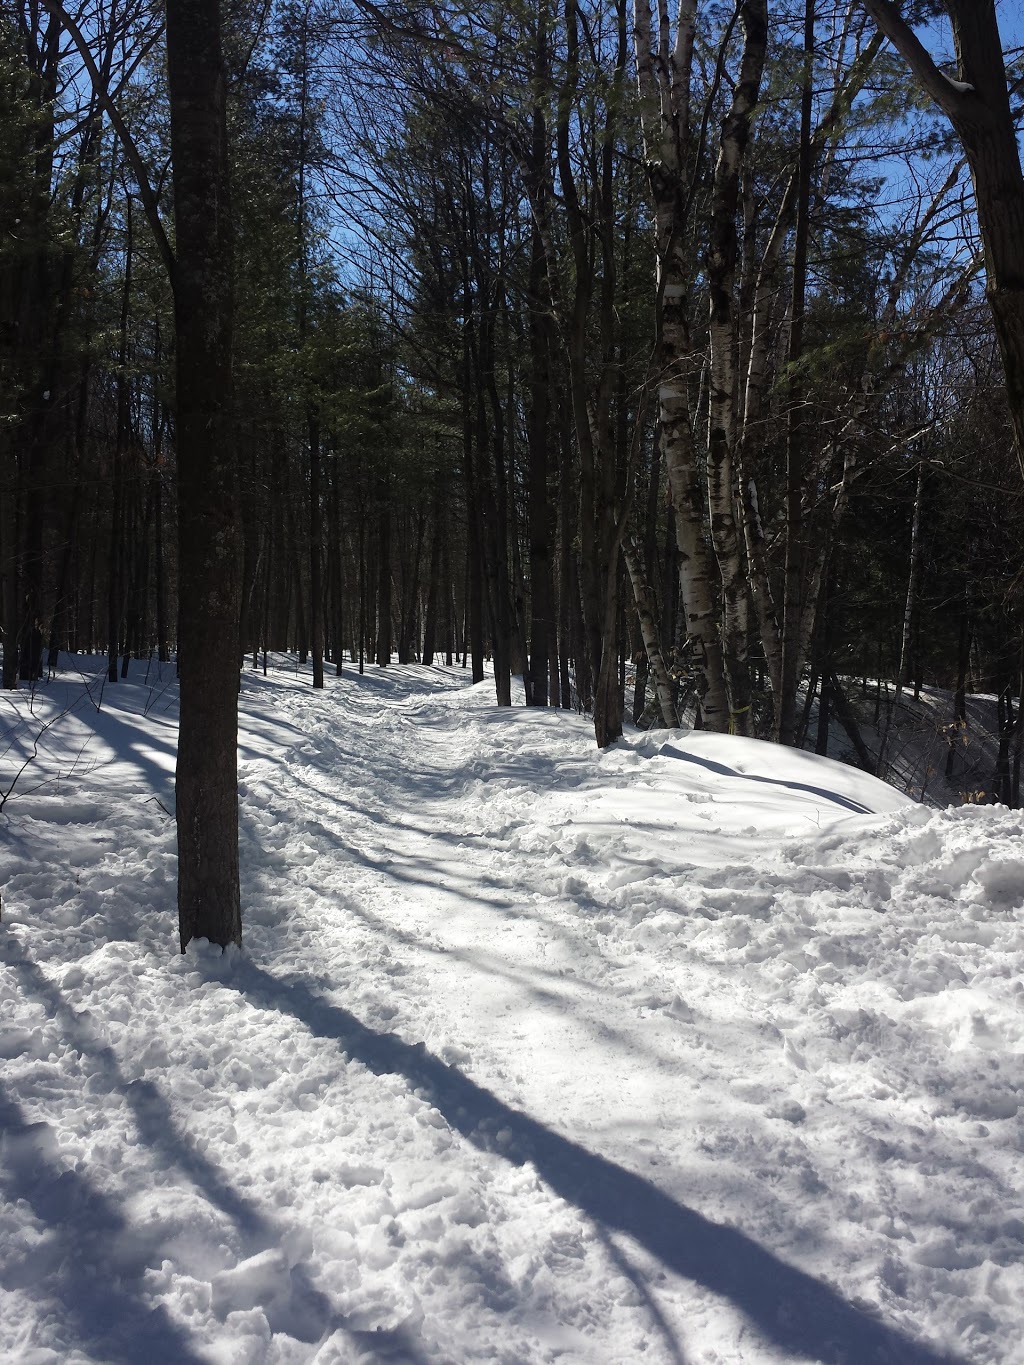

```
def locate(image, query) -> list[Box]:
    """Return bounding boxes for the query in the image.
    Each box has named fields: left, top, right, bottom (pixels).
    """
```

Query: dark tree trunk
left=829, top=669, right=874, bottom=773
left=526, top=214, right=552, bottom=707
left=290, top=499, right=308, bottom=661
left=861, top=0, right=1024, bottom=476
left=1, top=463, right=19, bottom=687
left=422, top=474, right=444, bottom=667
left=397, top=509, right=425, bottom=665
left=778, top=0, right=814, bottom=745
left=557, top=404, right=574, bottom=710
left=108, top=216, right=132, bottom=684
left=814, top=570, right=833, bottom=755
left=441, top=537, right=453, bottom=666
left=996, top=682, right=1015, bottom=807
left=309, top=412, right=324, bottom=687
left=946, top=602, right=971, bottom=781
left=269, top=443, right=288, bottom=646
left=375, top=492, right=391, bottom=666
left=167, top=0, right=242, bottom=951
left=461, top=372, right=485, bottom=684
left=1013, top=637, right=1024, bottom=808
left=330, top=458, right=344, bottom=675
left=815, top=674, right=831, bottom=755
left=358, top=512, right=366, bottom=675
left=153, top=455, right=169, bottom=663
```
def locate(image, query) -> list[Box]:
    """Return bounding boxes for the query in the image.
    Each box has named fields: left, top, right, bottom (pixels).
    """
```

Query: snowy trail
left=2, top=660, right=1023, bottom=1364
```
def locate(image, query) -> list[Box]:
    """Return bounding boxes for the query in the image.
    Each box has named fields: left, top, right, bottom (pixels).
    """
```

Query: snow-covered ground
left=2, top=657, right=1023, bottom=1365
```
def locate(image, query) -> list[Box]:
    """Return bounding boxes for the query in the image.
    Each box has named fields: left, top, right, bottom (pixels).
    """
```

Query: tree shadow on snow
left=0, top=1081, right=208, bottom=1365
left=2, top=943, right=434, bottom=1365
left=658, top=744, right=874, bottom=815
left=235, top=961, right=962, bottom=1365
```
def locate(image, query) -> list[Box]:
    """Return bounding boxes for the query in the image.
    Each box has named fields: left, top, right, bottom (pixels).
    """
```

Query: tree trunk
left=777, top=0, right=815, bottom=745
left=705, top=0, right=767, bottom=738
left=878, top=460, right=924, bottom=777
left=107, top=213, right=132, bottom=685
left=422, top=473, right=444, bottom=667
left=622, top=536, right=676, bottom=727
left=634, top=0, right=729, bottom=730
left=167, top=0, right=242, bottom=952
left=330, top=461, right=344, bottom=675
left=860, top=0, right=1024, bottom=477
left=461, top=339, right=486, bottom=684
left=358, top=513, right=366, bottom=674
left=526, top=213, right=552, bottom=707
left=946, top=600, right=971, bottom=781
left=309, top=412, right=324, bottom=687
left=375, top=489, right=391, bottom=666
left=829, top=670, right=874, bottom=773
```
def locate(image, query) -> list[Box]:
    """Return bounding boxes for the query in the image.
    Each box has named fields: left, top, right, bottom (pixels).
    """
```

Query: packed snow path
left=2, top=660, right=1023, bottom=1365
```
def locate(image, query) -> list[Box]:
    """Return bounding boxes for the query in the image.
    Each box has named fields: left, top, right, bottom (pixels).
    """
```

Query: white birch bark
left=635, top=0, right=730, bottom=729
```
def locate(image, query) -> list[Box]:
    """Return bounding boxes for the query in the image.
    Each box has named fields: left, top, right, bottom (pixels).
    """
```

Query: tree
left=166, top=0, right=243, bottom=951
left=858, top=1, right=1024, bottom=477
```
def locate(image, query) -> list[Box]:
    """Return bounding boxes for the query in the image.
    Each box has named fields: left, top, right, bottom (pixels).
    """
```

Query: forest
left=5, top=7, right=1024, bottom=1362
left=2, top=0, right=1024, bottom=948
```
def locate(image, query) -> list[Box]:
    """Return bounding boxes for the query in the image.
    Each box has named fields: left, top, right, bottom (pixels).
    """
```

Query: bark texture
left=634, top=0, right=730, bottom=730
left=705, top=0, right=767, bottom=737
left=167, top=0, right=242, bottom=951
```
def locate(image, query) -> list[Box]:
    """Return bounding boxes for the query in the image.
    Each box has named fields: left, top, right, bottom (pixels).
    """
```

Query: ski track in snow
left=1, top=659, right=1023, bottom=1365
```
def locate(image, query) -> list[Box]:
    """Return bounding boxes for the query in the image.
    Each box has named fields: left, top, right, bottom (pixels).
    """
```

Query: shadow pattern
left=233, top=960, right=960, bottom=1365
left=660, top=744, right=874, bottom=814
left=0, top=1082, right=208, bottom=1365
left=2, top=941, right=436, bottom=1365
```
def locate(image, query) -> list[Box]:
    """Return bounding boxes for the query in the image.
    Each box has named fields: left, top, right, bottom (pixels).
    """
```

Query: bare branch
left=35, top=0, right=176, bottom=286
left=858, top=0, right=970, bottom=120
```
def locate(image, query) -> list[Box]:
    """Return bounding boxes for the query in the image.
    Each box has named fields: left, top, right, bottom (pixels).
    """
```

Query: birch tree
left=633, top=0, right=730, bottom=729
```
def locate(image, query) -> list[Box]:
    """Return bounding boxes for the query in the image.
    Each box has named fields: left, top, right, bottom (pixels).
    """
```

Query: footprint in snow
left=666, top=993, right=694, bottom=1022
left=635, top=993, right=694, bottom=1022
left=768, top=1099, right=808, bottom=1124
left=781, top=1033, right=808, bottom=1070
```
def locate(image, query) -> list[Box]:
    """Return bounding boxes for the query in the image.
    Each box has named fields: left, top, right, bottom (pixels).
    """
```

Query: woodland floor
left=1, top=657, right=1023, bottom=1364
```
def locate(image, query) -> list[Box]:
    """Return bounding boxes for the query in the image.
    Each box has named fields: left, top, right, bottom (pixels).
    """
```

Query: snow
left=939, top=75, right=975, bottom=96
left=2, top=656, right=1023, bottom=1365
